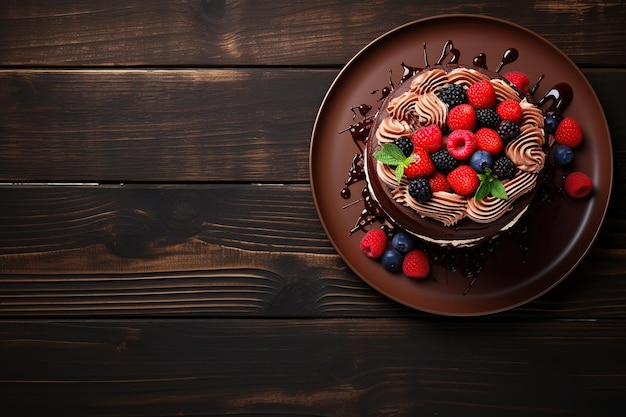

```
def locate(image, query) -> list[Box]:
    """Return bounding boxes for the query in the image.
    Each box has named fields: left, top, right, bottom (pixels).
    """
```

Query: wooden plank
left=1, top=0, right=625, bottom=67
left=0, top=184, right=624, bottom=318
left=1, top=68, right=624, bottom=182
left=1, top=319, right=626, bottom=416
left=0, top=68, right=336, bottom=182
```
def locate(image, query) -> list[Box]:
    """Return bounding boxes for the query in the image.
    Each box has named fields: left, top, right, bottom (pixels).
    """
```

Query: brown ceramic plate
left=309, top=15, right=612, bottom=316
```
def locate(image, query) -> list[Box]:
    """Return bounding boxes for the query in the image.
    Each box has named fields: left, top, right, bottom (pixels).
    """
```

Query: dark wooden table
left=2, top=1, right=626, bottom=415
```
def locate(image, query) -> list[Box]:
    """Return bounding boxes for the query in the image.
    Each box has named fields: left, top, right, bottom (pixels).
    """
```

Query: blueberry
left=469, top=150, right=493, bottom=174
left=391, top=231, right=416, bottom=254
left=553, top=144, right=574, bottom=166
left=545, top=115, right=559, bottom=134
left=381, top=249, right=404, bottom=272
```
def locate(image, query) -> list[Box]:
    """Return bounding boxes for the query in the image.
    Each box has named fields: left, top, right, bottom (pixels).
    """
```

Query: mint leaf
left=373, top=143, right=407, bottom=166
left=490, top=180, right=508, bottom=199
left=475, top=181, right=490, bottom=200
left=395, top=165, right=405, bottom=183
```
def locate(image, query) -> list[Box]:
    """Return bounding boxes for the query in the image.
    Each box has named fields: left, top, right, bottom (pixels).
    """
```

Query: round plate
left=309, top=14, right=612, bottom=316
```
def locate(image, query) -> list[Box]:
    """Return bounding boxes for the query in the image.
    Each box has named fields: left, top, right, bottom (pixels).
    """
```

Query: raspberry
left=466, top=80, right=497, bottom=109
left=496, top=99, right=523, bottom=124
left=475, top=127, right=504, bottom=155
left=554, top=117, right=583, bottom=148
left=408, top=178, right=432, bottom=203
left=359, top=229, right=387, bottom=259
left=428, top=171, right=451, bottom=193
left=411, top=124, right=443, bottom=153
left=564, top=172, right=592, bottom=198
left=447, top=104, right=476, bottom=131
left=447, top=165, right=480, bottom=196
left=503, top=71, right=531, bottom=95
left=446, top=129, right=477, bottom=160
left=430, top=149, right=459, bottom=174
left=404, top=146, right=435, bottom=179
left=402, top=249, right=430, bottom=279
left=394, top=136, right=414, bottom=157
left=436, top=84, right=467, bottom=108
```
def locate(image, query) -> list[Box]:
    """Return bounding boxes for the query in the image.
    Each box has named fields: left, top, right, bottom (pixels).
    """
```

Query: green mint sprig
left=373, top=143, right=413, bottom=183
left=476, top=168, right=508, bottom=200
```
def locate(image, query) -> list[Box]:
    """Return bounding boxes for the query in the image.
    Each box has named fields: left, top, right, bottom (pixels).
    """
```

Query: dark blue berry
left=381, top=248, right=404, bottom=272
left=545, top=115, right=559, bottom=134
left=391, top=231, right=416, bottom=254
left=469, top=150, right=493, bottom=174
left=553, top=144, right=574, bottom=166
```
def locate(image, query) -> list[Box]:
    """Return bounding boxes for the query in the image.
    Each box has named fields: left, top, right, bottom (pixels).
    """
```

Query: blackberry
left=475, top=108, right=501, bottom=129
left=496, top=120, right=521, bottom=144
left=408, top=178, right=432, bottom=203
left=435, top=84, right=467, bottom=108
left=394, top=136, right=414, bottom=157
left=430, top=149, right=459, bottom=174
left=493, top=156, right=517, bottom=180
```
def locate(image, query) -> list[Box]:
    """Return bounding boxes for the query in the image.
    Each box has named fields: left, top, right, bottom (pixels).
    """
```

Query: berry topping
left=555, top=117, right=583, bottom=148
left=447, top=104, right=477, bottom=131
left=469, top=150, right=493, bottom=174
left=553, top=144, right=574, bottom=166
left=428, top=171, right=451, bottom=192
left=408, top=178, right=433, bottom=203
left=447, top=165, right=480, bottom=196
left=503, top=71, right=530, bottom=95
left=394, top=136, right=414, bottom=157
left=492, top=156, right=517, bottom=180
left=446, top=129, right=477, bottom=160
left=545, top=115, right=559, bottom=134
left=564, top=172, right=593, bottom=198
left=475, top=127, right=504, bottom=155
left=430, top=149, right=459, bottom=174
left=466, top=80, right=497, bottom=109
left=391, top=231, right=416, bottom=254
left=404, top=146, right=435, bottom=179
left=475, top=108, right=501, bottom=129
left=496, top=119, right=521, bottom=144
left=359, top=229, right=387, bottom=259
left=411, top=124, right=443, bottom=153
left=381, top=248, right=404, bottom=272
left=402, top=249, right=430, bottom=279
left=496, top=99, right=523, bottom=124
left=436, top=84, right=467, bottom=108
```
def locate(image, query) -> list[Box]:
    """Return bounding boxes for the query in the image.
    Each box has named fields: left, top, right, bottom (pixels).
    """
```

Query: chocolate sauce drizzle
left=337, top=40, right=574, bottom=291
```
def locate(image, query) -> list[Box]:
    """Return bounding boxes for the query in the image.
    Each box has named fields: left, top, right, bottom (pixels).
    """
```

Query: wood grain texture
left=2, top=0, right=625, bottom=67
left=1, top=68, right=624, bottom=182
left=0, top=185, right=624, bottom=318
left=2, top=319, right=626, bottom=416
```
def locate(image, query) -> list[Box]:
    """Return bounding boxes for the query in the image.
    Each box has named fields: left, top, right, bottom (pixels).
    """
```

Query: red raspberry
left=466, top=80, right=497, bottom=109
left=447, top=104, right=476, bottom=131
left=555, top=117, right=583, bottom=148
left=475, top=127, right=504, bottom=155
left=412, top=124, right=443, bottom=153
left=359, top=229, right=387, bottom=259
left=447, top=165, right=480, bottom=196
left=404, top=146, right=435, bottom=179
left=503, top=71, right=530, bottom=95
left=564, top=172, right=592, bottom=198
left=446, top=130, right=477, bottom=160
left=402, top=249, right=430, bottom=279
left=428, top=171, right=451, bottom=192
left=496, top=99, right=523, bottom=124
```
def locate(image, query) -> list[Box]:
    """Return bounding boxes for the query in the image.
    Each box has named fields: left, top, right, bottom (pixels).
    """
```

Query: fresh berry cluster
left=547, top=115, right=592, bottom=198
left=376, top=75, right=538, bottom=202
left=359, top=229, right=430, bottom=278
